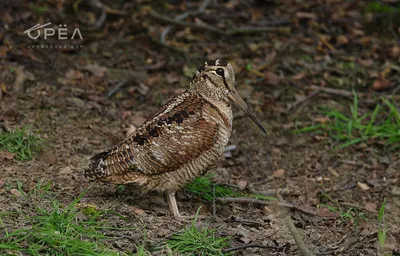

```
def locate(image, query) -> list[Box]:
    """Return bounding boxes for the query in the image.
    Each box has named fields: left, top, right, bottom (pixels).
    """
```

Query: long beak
left=228, top=89, right=266, bottom=134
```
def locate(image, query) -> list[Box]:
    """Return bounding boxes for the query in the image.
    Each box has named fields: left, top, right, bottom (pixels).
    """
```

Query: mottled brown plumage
left=84, top=59, right=266, bottom=218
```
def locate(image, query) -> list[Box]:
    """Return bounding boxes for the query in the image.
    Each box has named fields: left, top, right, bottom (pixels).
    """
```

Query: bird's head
left=190, top=59, right=266, bottom=134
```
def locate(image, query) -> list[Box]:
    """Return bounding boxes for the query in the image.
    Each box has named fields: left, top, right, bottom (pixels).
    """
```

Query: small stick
left=275, top=193, right=315, bottom=256
left=212, top=183, right=216, bottom=217
left=222, top=243, right=285, bottom=253
left=225, top=217, right=266, bottom=227
left=284, top=215, right=314, bottom=256
left=307, top=85, right=400, bottom=101
left=216, top=197, right=316, bottom=216
left=148, top=8, right=290, bottom=36
left=287, top=89, right=321, bottom=112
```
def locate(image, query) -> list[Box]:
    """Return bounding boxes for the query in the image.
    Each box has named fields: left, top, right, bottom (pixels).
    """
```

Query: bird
left=84, top=59, right=266, bottom=218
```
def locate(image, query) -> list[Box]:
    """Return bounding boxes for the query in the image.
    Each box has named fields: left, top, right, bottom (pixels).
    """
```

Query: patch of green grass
left=0, top=181, right=133, bottom=256
left=166, top=208, right=229, bottom=256
left=378, top=199, right=388, bottom=249
left=186, top=173, right=276, bottom=202
left=318, top=204, right=366, bottom=227
left=134, top=232, right=150, bottom=256
left=296, top=92, right=400, bottom=150
left=366, top=1, right=399, bottom=14
left=0, top=125, right=44, bottom=161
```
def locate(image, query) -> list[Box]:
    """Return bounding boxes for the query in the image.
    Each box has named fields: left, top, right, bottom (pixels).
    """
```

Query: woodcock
left=84, top=59, right=266, bottom=218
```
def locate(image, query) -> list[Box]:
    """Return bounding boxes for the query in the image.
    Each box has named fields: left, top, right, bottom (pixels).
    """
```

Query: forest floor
left=0, top=1, right=400, bottom=255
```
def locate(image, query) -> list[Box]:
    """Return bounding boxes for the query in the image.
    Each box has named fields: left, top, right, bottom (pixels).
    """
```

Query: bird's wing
left=84, top=91, right=221, bottom=180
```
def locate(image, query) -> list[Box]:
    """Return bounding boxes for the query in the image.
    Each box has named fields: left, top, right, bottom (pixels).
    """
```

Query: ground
left=0, top=1, right=400, bottom=255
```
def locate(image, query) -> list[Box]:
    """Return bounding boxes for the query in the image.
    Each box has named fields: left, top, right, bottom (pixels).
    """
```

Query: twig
left=225, top=216, right=266, bottom=227
left=107, top=81, right=128, bottom=98
left=216, top=197, right=316, bottom=216
left=284, top=215, right=314, bottom=256
left=307, top=85, right=400, bottom=102
left=148, top=8, right=290, bottom=36
left=307, top=85, right=354, bottom=98
left=222, top=243, right=285, bottom=253
left=276, top=193, right=315, bottom=256
left=392, top=84, right=400, bottom=95
left=148, top=8, right=224, bottom=34
left=287, top=89, right=321, bottom=112
left=198, top=0, right=211, bottom=12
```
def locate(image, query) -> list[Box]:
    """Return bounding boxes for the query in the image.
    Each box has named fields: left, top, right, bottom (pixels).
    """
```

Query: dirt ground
left=1, top=1, right=400, bottom=255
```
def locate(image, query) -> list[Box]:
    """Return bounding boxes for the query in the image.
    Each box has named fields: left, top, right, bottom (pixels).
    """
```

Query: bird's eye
left=215, top=68, right=224, bottom=76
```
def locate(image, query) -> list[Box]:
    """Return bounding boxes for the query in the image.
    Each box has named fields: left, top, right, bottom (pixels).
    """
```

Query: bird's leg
left=165, top=191, right=208, bottom=220
left=166, top=191, right=180, bottom=218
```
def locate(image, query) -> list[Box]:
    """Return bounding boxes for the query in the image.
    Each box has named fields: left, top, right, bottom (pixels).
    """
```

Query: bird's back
left=84, top=90, right=232, bottom=192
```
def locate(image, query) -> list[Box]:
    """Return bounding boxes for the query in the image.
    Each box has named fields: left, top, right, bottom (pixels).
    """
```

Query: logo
left=24, top=22, right=83, bottom=49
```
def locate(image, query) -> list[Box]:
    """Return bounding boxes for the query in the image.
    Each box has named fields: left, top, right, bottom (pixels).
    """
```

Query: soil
left=1, top=1, right=400, bottom=255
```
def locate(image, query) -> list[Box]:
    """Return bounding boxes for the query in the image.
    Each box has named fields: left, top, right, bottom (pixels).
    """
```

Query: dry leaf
left=65, top=69, right=84, bottom=80
left=314, top=117, right=330, bottom=124
left=357, top=182, right=370, bottom=190
left=0, top=46, right=9, bottom=58
left=291, top=73, right=306, bottom=80
left=389, top=45, right=400, bottom=58
left=337, top=35, right=349, bottom=45
left=264, top=71, right=280, bottom=85
left=364, top=202, right=377, bottom=213
left=296, top=12, right=317, bottom=19
left=236, top=180, right=248, bottom=190
left=372, top=67, right=391, bottom=91
left=0, top=151, right=15, bottom=161
left=84, top=64, right=108, bottom=78
left=10, top=188, right=23, bottom=197
left=272, top=168, right=285, bottom=178
left=357, top=59, right=373, bottom=68
left=134, top=207, right=145, bottom=215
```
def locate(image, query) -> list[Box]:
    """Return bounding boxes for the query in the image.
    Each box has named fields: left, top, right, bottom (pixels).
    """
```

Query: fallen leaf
left=84, top=64, right=108, bottom=78
left=296, top=12, right=316, bottom=19
left=239, top=236, right=252, bottom=244
left=0, top=151, right=15, bottom=161
left=0, top=46, right=9, bottom=58
left=236, top=180, right=247, bottom=190
left=389, top=45, right=400, bottom=58
left=10, top=188, right=23, bottom=198
left=364, top=202, right=377, bottom=213
left=316, top=207, right=338, bottom=217
left=336, top=35, right=349, bottom=45
left=264, top=71, right=280, bottom=85
left=272, top=168, right=285, bottom=178
left=328, top=167, right=339, bottom=177
left=65, top=69, right=84, bottom=80
left=357, top=58, right=373, bottom=68
left=134, top=207, right=145, bottom=215
left=314, top=117, right=330, bottom=124
left=138, top=83, right=150, bottom=96
left=291, top=72, right=306, bottom=80
left=357, top=182, right=370, bottom=190
left=372, top=68, right=390, bottom=91
left=59, top=166, right=73, bottom=175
